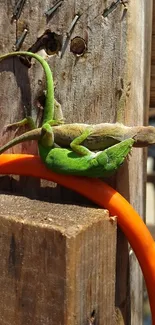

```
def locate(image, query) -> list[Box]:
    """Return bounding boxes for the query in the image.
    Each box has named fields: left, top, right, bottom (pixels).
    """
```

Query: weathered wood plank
left=115, top=1, right=152, bottom=324
left=0, top=195, right=116, bottom=325
left=0, top=0, right=152, bottom=324
left=150, top=0, right=155, bottom=107
left=126, top=2, right=153, bottom=324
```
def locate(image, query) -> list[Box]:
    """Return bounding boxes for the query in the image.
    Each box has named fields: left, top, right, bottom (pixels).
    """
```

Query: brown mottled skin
left=0, top=122, right=155, bottom=154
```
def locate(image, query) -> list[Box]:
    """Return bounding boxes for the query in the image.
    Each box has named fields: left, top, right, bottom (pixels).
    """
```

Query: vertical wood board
left=0, top=1, right=152, bottom=324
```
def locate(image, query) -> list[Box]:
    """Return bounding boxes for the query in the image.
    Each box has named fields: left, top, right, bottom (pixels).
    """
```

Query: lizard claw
left=57, top=118, right=65, bottom=125
left=2, top=124, right=20, bottom=136
left=2, top=124, right=15, bottom=134
left=49, top=118, right=65, bottom=126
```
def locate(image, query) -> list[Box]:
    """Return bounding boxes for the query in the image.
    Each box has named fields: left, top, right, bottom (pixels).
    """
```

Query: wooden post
left=150, top=0, right=155, bottom=110
left=0, top=0, right=152, bottom=324
left=0, top=195, right=116, bottom=324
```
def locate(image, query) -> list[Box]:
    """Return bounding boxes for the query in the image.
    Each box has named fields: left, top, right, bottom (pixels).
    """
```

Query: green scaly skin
left=0, top=51, right=134, bottom=177
left=39, top=136, right=134, bottom=177
left=0, top=51, right=55, bottom=124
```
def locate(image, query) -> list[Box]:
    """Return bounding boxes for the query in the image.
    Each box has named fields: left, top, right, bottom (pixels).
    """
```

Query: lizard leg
left=39, top=123, right=54, bottom=148
left=38, top=96, right=64, bottom=126
left=70, top=128, right=93, bottom=156
left=48, top=100, right=64, bottom=126
left=48, top=119, right=64, bottom=126
left=41, top=93, right=64, bottom=123
left=54, top=99, right=64, bottom=122
left=96, top=138, right=134, bottom=174
left=4, top=116, right=36, bottom=134
left=4, top=99, right=63, bottom=133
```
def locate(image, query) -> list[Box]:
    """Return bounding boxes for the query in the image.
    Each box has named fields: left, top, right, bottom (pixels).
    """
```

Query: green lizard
left=0, top=51, right=134, bottom=177
left=0, top=124, right=134, bottom=177
left=0, top=51, right=64, bottom=126
left=1, top=52, right=154, bottom=152
left=1, top=51, right=53, bottom=123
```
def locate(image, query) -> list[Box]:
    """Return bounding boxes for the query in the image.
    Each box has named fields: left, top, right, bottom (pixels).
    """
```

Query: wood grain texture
left=0, top=0, right=152, bottom=324
left=0, top=195, right=116, bottom=325
left=124, top=2, right=152, bottom=324
left=150, top=0, right=155, bottom=107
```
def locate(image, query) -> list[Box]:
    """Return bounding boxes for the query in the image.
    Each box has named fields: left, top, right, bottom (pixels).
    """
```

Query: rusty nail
left=61, top=13, right=81, bottom=58
left=13, top=28, right=28, bottom=51
left=66, top=14, right=81, bottom=37
left=103, top=0, right=122, bottom=17
left=44, top=0, right=63, bottom=17
left=70, top=36, right=87, bottom=56
left=12, top=0, right=27, bottom=20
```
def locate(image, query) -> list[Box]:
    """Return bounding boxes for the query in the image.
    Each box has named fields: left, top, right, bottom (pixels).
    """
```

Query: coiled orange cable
left=0, top=153, right=155, bottom=323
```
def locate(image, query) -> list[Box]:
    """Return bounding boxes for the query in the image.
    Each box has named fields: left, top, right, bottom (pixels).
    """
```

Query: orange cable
left=0, top=153, right=155, bottom=323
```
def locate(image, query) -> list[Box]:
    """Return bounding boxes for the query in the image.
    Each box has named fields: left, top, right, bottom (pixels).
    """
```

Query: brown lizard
left=0, top=122, right=155, bottom=154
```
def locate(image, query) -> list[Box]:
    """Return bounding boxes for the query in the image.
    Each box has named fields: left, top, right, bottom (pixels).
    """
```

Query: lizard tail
left=0, top=51, right=54, bottom=123
left=0, top=129, right=41, bottom=154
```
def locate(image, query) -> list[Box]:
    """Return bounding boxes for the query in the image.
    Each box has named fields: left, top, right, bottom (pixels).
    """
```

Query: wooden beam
left=150, top=0, right=155, bottom=107
left=0, top=195, right=116, bottom=325
left=0, top=0, right=152, bottom=323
